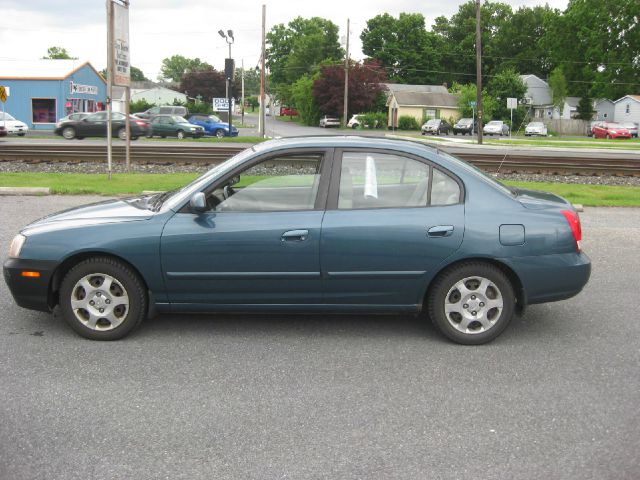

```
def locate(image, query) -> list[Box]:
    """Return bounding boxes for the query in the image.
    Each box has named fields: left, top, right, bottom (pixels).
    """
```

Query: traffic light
left=225, top=59, right=235, bottom=81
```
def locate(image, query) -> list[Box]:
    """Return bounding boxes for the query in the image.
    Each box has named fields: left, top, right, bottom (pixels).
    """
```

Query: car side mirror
left=189, top=192, right=207, bottom=213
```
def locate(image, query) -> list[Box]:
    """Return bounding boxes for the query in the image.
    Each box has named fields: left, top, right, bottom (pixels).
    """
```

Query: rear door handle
left=427, top=225, right=454, bottom=237
left=281, top=229, right=309, bottom=242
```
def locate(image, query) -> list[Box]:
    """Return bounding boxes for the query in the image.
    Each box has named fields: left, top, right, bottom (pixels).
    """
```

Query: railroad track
left=1, top=143, right=639, bottom=176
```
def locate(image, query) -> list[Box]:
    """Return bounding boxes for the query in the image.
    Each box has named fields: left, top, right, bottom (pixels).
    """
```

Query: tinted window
left=431, top=169, right=461, bottom=205
left=338, top=152, right=431, bottom=209
left=209, top=154, right=323, bottom=212
left=87, top=112, right=107, bottom=121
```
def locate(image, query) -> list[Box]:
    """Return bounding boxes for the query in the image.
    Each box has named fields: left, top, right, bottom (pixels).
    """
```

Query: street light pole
left=219, top=29, right=234, bottom=131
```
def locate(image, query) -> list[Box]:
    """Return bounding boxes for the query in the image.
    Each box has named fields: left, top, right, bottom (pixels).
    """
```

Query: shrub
left=129, top=99, right=154, bottom=113
left=359, top=112, right=387, bottom=129
left=398, top=115, right=420, bottom=130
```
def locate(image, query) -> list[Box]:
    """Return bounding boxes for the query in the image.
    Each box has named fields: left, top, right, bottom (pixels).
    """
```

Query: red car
left=592, top=122, right=631, bottom=139
left=280, top=106, right=298, bottom=117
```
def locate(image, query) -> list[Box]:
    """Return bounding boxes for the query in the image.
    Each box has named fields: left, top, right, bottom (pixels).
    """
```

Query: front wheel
left=427, top=262, right=515, bottom=345
left=215, top=129, right=225, bottom=138
left=62, top=127, right=76, bottom=140
left=59, top=257, right=147, bottom=340
left=177, top=130, right=185, bottom=139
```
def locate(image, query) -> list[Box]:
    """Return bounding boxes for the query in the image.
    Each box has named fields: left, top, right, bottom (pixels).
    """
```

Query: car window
left=172, top=116, right=187, bottom=123
left=209, top=153, right=323, bottom=212
left=431, top=169, right=461, bottom=205
left=209, top=115, right=221, bottom=122
left=338, top=152, right=431, bottom=209
left=112, top=112, right=126, bottom=121
left=87, top=112, right=107, bottom=121
left=0, top=112, right=16, bottom=121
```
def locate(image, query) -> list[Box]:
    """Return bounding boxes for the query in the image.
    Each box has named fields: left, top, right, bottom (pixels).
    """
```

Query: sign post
left=507, top=97, right=517, bottom=137
left=469, top=100, right=477, bottom=134
left=0, top=86, right=9, bottom=130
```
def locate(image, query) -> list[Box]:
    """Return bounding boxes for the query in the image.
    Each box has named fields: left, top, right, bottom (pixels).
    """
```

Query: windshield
left=426, top=119, right=439, bottom=126
left=606, top=123, right=624, bottom=128
left=208, top=115, right=222, bottom=122
left=457, top=118, right=472, bottom=125
left=528, top=122, right=543, bottom=127
left=0, top=112, right=16, bottom=121
left=487, top=121, right=502, bottom=126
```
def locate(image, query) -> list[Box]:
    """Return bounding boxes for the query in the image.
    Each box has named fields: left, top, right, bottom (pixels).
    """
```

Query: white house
left=613, top=95, right=640, bottom=125
left=520, top=75, right=587, bottom=119
left=594, top=99, right=615, bottom=121
left=131, top=86, right=187, bottom=105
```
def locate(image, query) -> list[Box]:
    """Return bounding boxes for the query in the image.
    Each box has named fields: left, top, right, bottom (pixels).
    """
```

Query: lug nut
left=463, top=304, right=469, bottom=309
left=89, top=300, right=95, bottom=306
left=480, top=302, right=485, bottom=307
left=105, top=299, right=111, bottom=304
left=96, top=292, right=101, bottom=297
left=99, top=308, right=104, bottom=313
left=471, top=295, right=476, bottom=300
left=472, top=311, right=477, bottom=316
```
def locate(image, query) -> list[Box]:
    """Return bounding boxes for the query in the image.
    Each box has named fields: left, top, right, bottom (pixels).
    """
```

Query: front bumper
left=3, top=258, right=59, bottom=312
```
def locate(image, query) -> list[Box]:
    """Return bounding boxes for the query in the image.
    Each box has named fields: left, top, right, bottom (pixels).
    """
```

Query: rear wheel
left=177, top=130, right=185, bottom=139
left=59, top=257, right=147, bottom=341
left=62, top=127, right=76, bottom=140
left=117, top=128, right=127, bottom=140
left=606, top=134, right=611, bottom=139
left=427, top=262, right=515, bottom=345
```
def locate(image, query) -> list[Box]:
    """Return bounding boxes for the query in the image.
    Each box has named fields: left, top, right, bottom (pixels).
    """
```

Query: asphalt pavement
left=0, top=196, right=638, bottom=480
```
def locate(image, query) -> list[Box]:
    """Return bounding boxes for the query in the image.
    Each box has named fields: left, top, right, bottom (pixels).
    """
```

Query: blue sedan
left=187, top=114, right=239, bottom=138
left=3, top=137, right=590, bottom=344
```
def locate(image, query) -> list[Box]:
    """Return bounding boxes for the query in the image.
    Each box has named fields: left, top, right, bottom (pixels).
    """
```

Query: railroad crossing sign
left=0, top=86, right=9, bottom=103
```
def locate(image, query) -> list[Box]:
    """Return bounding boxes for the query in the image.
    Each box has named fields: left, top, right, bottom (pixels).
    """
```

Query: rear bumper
left=3, top=258, right=58, bottom=312
left=502, top=252, right=591, bottom=305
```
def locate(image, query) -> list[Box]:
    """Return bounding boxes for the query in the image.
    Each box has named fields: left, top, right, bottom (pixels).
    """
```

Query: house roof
left=614, top=95, right=640, bottom=103
left=0, top=59, right=105, bottom=82
left=565, top=97, right=581, bottom=108
left=383, top=83, right=449, bottom=94
left=389, top=91, right=459, bottom=108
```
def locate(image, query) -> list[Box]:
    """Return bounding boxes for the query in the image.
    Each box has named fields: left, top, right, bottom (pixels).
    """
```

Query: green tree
left=432, top=1, right=513, bottom=84
left=576, top=96, right=595, bottom=120
left=487, top=68, right=528, bottom=124
left=266, top=17, right=343, bottom=86
left=361, top=13, right=445, bottom=85
left=290, top=74, right=321, bottom=126
left=452, top=82, right=497, bottom=122
left=160, top=55, right=212, bottom=83
left=130, top=66, right=148, bottom=82
left=42, top=46, right=77, bottom=59
left=542, top=0, right=640, bottom=99
left=549, top=67, right=568, bottom=114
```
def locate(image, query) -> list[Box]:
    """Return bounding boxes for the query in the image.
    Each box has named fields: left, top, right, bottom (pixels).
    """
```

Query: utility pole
left=342, top=18, right=350, bottom=129
left=475, top=0, right=483, bottom=145
left=259, top=4, right=266, bottom=138
left=241, top=59, right=245, bottom=127
left=106, top=0, right=114, bottom=180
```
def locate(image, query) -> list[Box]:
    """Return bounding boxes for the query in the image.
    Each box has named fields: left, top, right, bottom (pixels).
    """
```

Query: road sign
left=0, top=85, right=9, bottom=103
left=507, top=97, right=518, bottom=109
left=469, top=101, right=477, bottom=107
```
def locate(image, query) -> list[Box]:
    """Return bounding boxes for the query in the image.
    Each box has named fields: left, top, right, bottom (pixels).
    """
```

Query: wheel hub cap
left=444, top=276, right=503, bottom=334
left=70, top=273, right=129, bottom=331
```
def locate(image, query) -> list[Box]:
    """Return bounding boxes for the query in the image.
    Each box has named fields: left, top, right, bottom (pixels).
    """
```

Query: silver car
left=619, top=122, right=638, bottom=138
left=524, top=122, right=548, bottom=137
left=483, top=120, right=510, bottom=136
left=319, top=115, right=340, bottom=128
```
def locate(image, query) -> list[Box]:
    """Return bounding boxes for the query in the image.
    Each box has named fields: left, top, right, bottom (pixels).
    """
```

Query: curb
left=0, top=187, right=50, bottom=196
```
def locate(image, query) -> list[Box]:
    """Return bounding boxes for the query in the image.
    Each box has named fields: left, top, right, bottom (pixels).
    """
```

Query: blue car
left=3, top=137, right=590, bottom=344
left=187, top=114, right=238, bottom=138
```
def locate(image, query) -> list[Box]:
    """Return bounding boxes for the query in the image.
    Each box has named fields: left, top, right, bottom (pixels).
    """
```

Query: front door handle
left=281, top=229, right=309, bottom=242
left=427, top=225, right=454, bottom=238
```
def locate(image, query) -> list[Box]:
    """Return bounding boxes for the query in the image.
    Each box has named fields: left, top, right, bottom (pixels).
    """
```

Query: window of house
left=32, top=99, right=56, bottom=123
left=626, top=104, right=630, bottom=114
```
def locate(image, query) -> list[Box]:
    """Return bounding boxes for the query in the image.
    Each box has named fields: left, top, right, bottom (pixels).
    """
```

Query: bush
left=185, top=101, right=213, bottom=115
left=129, top=99, right=155, bottom=113
left=358, top=112, right=387, bottom=129
left=398, top=115, right=420, bottom=130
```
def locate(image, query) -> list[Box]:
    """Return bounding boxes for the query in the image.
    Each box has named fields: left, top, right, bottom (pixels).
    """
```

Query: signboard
left=0, top=85, right=8, bottom=103
left=70, top=82, right=98, bottom=95
left=507, top=97, right=518, bottom=109
left=469, top=101, right=477, bottom=107
left=213, top=98, right=235, bottom=112
left=113, top=2, right=130, bottom=86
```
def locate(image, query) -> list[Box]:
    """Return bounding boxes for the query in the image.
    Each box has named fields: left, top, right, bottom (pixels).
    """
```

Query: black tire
left=117, top=128, right=127, bottom=141
left=59, top=257, right=147, bottom=341
left=427, top=262, right=515, bottom=345
left=17, top=133, right=26, bottom=137
left=177, top=130, right=185, bottom=139
left=160, top=135, right=166, bottom=138
left=606, top=134, right=611, bottom=139
left=352, top=124, right=358, bottom=129
left=62, top=127, right=76, bottom=140
left=215, top=129, right=225, bottom=138
left=453, top=131, right=457, bottom=135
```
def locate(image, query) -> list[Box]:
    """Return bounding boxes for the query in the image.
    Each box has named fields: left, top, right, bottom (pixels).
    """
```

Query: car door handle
left=427, top=225, right=454, bottom=237
left=281, top=229, right=309, bottom=242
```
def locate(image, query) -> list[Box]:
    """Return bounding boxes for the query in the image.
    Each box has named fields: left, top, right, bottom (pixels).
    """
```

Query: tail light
left=135, top=120, right=146, bottom=126
left=562, top=210, right=582, bottom=251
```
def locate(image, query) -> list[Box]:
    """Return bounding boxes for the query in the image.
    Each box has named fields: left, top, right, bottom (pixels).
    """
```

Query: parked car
left=592, top=122, right=631, bottom=139
left=0, top=112, right=29, bottom=136
left=483, top=120, right=510, bottom=136
left=57, top=112, right=92, bottom=125
left=347, top=114, right=379, bottom=129
left=147, top=115, right=205, bottom=139
left=134, top=105, right=188, bottom=120
left=280, top=106, right=299, bottom=117
left=0, top=125, right=7, bottom=137
left=319, top=115, right=340, bottom=128
left=421, top=119, right=451, bottom=135
left=524, top=122, right=548, bottom=137
left=4, top=136, right=590, bottom=344
left=452, top=118, right=476, bottom=135
left=54, top=111, right=149, bottom=140
left=619, top=122, right=638, bottom=138
left=587, top=120, right=604, bottom=137
left=186, top=114, right=238, bottom=138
